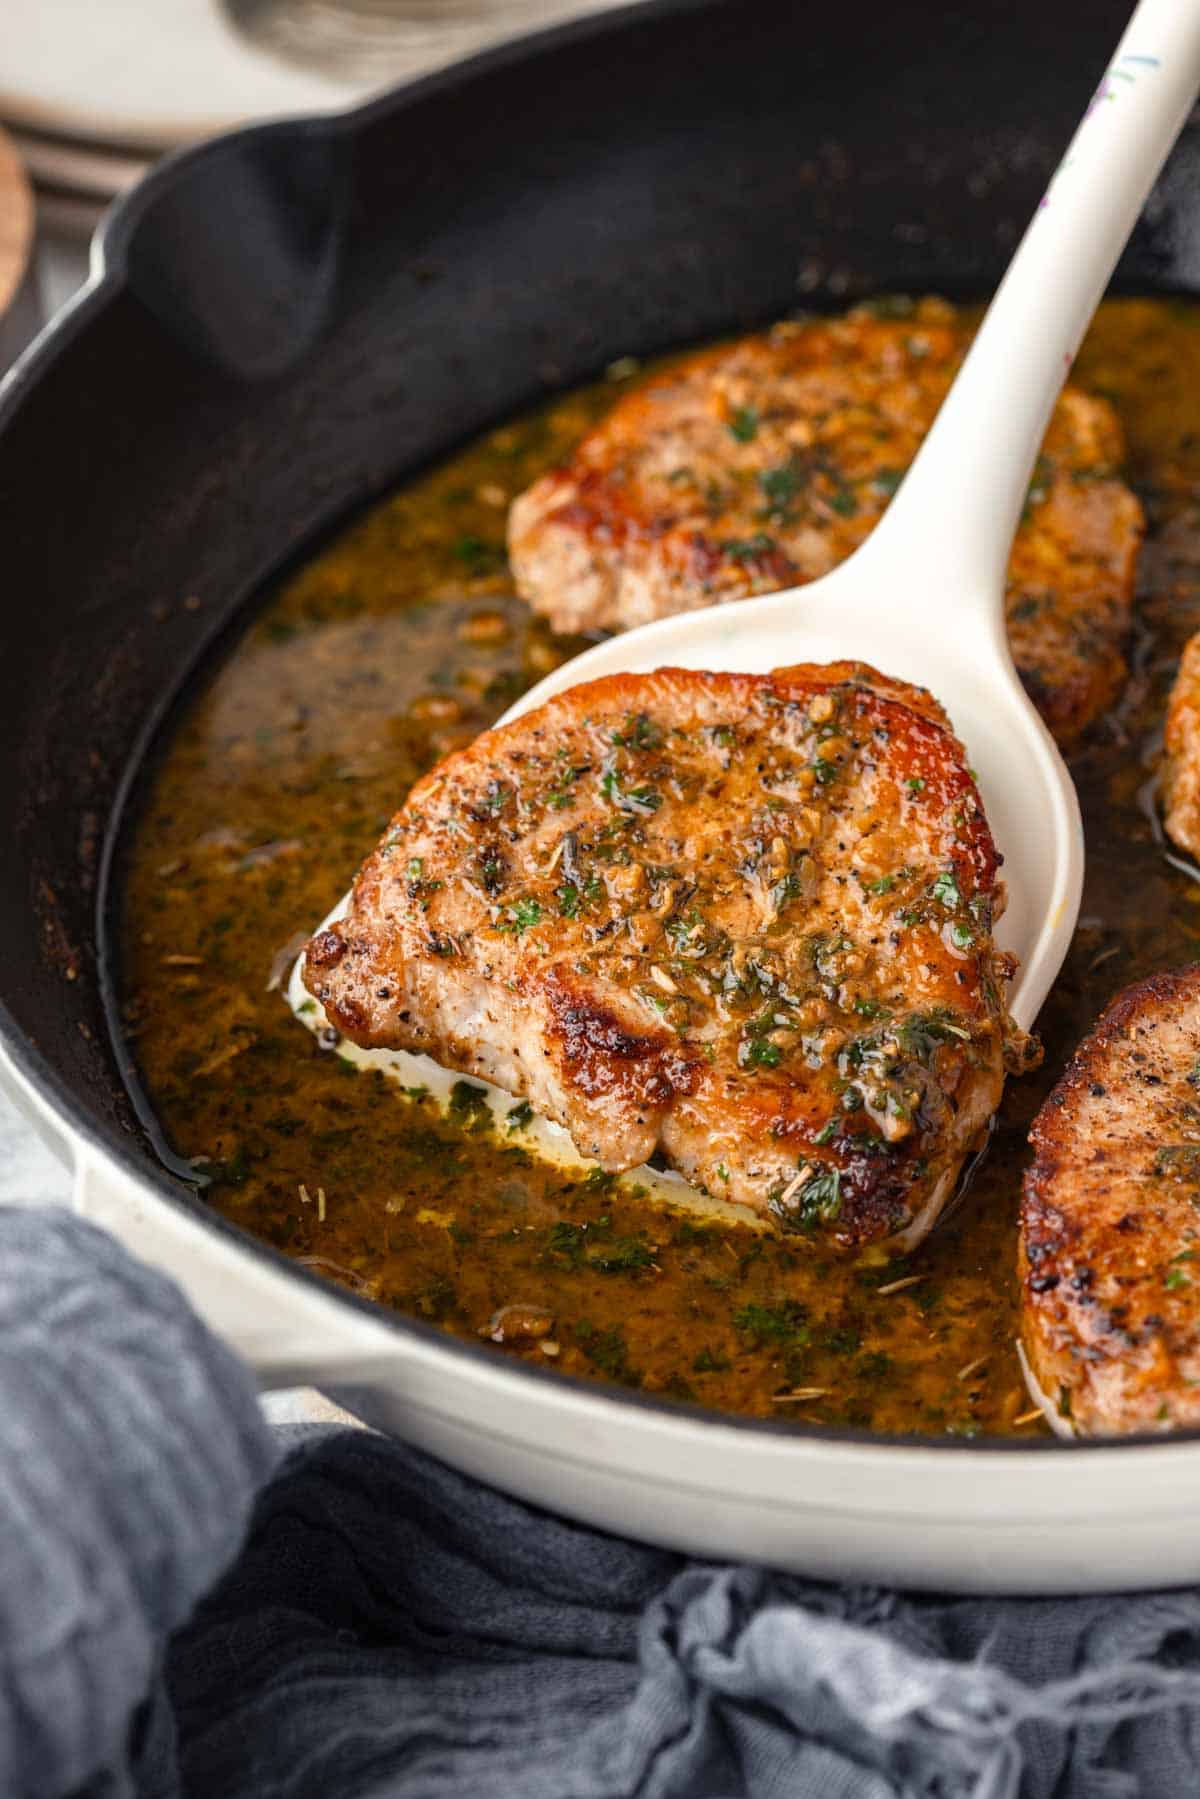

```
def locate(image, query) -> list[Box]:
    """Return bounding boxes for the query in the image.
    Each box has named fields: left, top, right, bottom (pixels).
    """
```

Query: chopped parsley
left=546, top=1221, right=587, bottom=1267
left=732, top=1300, right=810, bottom=1345
left=769, top=1166, right=842, bottom=1234
left=557, top=877, right=602, bottom=919
left=575, top=1320, right=638, bottom=1384
left=721, top=533, right=778, bottom=561
left=758, top=458, right=803, bottom=516
left=599, top=760, right=663, bottom=815
left=546, top=765, right=583, bottom=811
left=770, top=871, right=805, bottom=913
left=448, top=1080, right=492, bottom=1127
left=452, top=534, right=503, bottom=572
left=728, top=406, right=760, bottom=442
left=930, top=870, right=963, bottom=908
left=506, top=1099, right=534, bottom=1132
left=502, top=897, right=543, bottom=934
left=611, top=712, right=663, bottom=751
left=589, top=1234, right=654, bottom=1275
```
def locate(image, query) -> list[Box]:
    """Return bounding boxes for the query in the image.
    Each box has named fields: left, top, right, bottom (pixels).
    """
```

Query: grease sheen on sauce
left=122, top=299, right=1200, bottom=1436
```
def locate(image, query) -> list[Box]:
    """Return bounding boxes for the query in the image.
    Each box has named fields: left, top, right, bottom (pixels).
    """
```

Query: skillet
left=4, top=0, right=1200, bottom=1592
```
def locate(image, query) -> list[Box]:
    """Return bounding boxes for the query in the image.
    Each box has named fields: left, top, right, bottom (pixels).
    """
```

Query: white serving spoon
left=290, top=0, right=1200, bottom=1133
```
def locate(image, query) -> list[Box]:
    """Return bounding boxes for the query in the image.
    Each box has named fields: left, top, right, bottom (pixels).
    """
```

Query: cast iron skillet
left=5, top=0, right=1200, bottom=1591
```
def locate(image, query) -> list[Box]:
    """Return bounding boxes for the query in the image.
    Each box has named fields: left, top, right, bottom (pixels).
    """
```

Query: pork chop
left=509, top=302, right=1144, bottom=746
left=1020, top=966, right=1200, bottom=1434
left=303, top=661, right=1033, bottom=1250
left=1163, top=631, right=1200, bottom=859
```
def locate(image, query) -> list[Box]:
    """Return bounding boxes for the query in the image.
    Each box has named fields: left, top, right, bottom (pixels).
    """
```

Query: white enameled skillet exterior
left=0, top=1041, right=1197, bottom=1597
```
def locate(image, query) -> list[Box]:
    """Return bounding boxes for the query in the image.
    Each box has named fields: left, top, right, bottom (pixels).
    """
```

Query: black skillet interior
left=3, top=0, right=1200, bottom=1294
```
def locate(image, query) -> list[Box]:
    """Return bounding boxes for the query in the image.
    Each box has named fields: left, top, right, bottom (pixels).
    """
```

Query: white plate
left=0, top=0, right=629, bottom=153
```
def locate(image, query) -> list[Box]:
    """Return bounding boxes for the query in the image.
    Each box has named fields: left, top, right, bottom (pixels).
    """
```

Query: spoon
left=291, top=0, right=1200, bottom=1071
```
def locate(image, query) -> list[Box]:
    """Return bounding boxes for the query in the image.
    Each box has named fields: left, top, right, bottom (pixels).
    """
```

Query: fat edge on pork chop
left=304, top=662, right=1036, bottom=1251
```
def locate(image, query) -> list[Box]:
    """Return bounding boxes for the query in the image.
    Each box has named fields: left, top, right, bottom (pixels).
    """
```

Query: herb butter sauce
left=122, top=299, right=1200, bottom=1436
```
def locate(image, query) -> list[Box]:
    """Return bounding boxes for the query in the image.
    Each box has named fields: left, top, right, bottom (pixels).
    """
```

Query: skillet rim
left=0, top=0, right=1192, bottom=1461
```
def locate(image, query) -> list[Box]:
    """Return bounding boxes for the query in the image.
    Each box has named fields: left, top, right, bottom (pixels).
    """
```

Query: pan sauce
left=122, top=298, right=1200, bottom=1436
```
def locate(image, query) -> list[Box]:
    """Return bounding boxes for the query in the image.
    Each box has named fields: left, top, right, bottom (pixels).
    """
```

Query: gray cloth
left=3, top=1209, right=1200, bottom=1798
left=0, top=1208, right=276, bottom=1799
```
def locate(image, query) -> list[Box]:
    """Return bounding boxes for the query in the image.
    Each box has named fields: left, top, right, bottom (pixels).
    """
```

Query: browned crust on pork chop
left=304, top=662, right=1030, bottom=1250
left=509, top=302, right=1143, bottom=746
left=1021, top=966, right=1200, bottom=1434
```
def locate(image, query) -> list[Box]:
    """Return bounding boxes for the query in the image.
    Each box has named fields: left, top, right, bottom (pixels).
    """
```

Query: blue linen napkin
left=4, top=1206, right=1200, bottom=1799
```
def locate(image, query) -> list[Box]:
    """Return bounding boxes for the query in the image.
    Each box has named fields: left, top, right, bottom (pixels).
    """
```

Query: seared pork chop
left=509, top=302, right=1144, bottom=746
left=1021, top=966, right=1200, bottom=1434
left=304, top=661, right=1031, bottom=1250
left=1163, top=632, right=1200, bottom=859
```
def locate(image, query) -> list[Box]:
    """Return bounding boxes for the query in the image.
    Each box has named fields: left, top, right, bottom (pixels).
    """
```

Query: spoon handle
left=860, top=0, right=1200, bottom=637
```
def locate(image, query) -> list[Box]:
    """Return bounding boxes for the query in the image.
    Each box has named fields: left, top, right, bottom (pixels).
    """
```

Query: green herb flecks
left=721, top=533, right=778, bottom=562
left=728, top=406, right=759, bottom=442
left=575, top=1320, right=639, bottom=1385
left=758, top=458, right=804, bottom=518
left=501, top=897, right=543, bottom=934
left=557, top=876, right=603, bottom=919
left=588, top=1234, right=654, bottom=1275
left=931, top=870, right=963, bottom=909
left=599, top=758, right=663, bottom=816
left=611, top=712, right=663, bottom=752
left=448, top=1081, right=492, bottom=1129
left=506, top=1100, right=534, bottom=1132
left=769, top=1166, right=842, bottom=1235
left=732, top=1300, right=810, bottom=1346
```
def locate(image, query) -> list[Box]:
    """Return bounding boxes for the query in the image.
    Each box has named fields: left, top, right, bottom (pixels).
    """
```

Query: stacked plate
left=2, top=0, right=629, bottom=236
